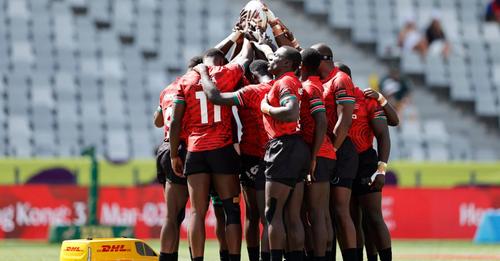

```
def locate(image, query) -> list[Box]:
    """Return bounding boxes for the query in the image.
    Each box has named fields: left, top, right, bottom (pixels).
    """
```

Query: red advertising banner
left=1, top=185, right=499, bottom=239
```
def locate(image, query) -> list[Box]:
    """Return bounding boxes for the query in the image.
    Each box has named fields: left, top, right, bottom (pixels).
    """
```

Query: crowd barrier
left=1, top=185, right=499, bottom=239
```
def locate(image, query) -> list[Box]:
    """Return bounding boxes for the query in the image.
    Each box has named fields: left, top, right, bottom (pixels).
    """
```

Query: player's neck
left=274, top=69, right=293, bottom=79
left=259, top=75, right=272, bottom=83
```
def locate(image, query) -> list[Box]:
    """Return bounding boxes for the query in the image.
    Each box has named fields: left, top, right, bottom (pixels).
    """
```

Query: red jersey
left=159, top=78, right=187, bottom=141
left=263, top=72, right=302, bottom=139
left=234, top=82, right=273, bottom=158
left=174, top=63, right=243, bottom=152
left=349, top=88, right=387, bottom=153
left=322, top=67, right=356, bottom=134
left=299, top=76, right=336, bottom=160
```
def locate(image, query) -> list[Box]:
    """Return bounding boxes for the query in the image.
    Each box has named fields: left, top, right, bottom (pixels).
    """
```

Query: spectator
left=485, top=0, right=500, bottom=22
left=426, top=11, right=451, bottom=58
left=378, top=67, right=412, bottom=114
left=398, top=15, right=427, bottom=57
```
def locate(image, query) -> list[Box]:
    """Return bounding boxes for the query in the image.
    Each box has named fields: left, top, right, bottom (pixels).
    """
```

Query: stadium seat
left=401, top=51, right=424, bottom=74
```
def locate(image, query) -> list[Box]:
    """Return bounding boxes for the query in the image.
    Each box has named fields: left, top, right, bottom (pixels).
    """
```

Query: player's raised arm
left=364, top=88, right=399, bottom=126
left=194, top=64, right=238, bottom=106
left=261, top=4, right=301, bottom=50
left=231, top=37, right=254, bottom=70
left=214, top=28, right=243, bottom=56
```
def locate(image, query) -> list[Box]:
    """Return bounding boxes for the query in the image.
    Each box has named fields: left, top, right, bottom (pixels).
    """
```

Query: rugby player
left=299, top=48, right=336, bottom=261
left=169, top=38, right=253, bottom=260
left=311, top=43, right=358, bottom=261
left=194, top=59, right=274, bottom=261
left=259, top=46, right=310, bottom=261
left=154, top=56, right=202, bottom=261
left=336, top=64, right=396, bottom=261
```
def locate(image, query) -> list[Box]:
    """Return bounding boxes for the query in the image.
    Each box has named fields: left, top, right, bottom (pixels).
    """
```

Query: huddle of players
left=153, top=20, right=399, bottom=261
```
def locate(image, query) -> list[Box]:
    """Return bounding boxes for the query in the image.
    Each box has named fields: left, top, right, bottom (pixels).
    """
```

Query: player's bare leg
left=350, top=195, right=365, bottom=259
left=306, top=181, right=330, bottom=259
left=325, top=206, right=334, bottom=260
left=331, top=187, right=357, bottom=260
left=212, top=174, right=242, bottom=260
left=302, top=203, right=314, bottom=259
left=265, top=181, right=293, bottom=261
left=242, top=186, right=260, bottom=261
left=284, top=181, right=305, bottom=261
left=187, top=174, right=211, bottom=260
left=160, top=182, right=189, bottom=258
left=362, top=216, right=378, bottom=261
left=359, top=192, right=392, bottom=261
left=213, top=202, right=229, bottom=261
left=257, top=189, right=270, bottom=261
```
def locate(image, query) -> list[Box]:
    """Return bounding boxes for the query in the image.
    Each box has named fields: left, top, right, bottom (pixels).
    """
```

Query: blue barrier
left=474, top=210, right=500, bottom=243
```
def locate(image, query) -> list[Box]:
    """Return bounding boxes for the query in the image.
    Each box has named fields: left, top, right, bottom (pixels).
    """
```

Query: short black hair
left=203, top=48, right=225, bottom=59
left=187, top=55, right=203, bottom=69
left=282, top=46, right=302, bottom=71
left=249, top=59, right=269, bottom=76
left=301, top=48, right=321, bottom=71
left=335, top=62, right=351, bottom=78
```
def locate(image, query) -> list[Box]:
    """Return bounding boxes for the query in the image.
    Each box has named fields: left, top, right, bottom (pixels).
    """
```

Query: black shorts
left=264, top=134, right=311, bottom=187
left=353, top=148, right=380, bottom=196
left=240, top=154, right=266, bottom=190
left=331, top=137, right=359, bottom=188
left=313, top=157, right=336, bottom=182
left=184, top=145, right=240, bottom=176
left=156, top=141, right=187, bottom=186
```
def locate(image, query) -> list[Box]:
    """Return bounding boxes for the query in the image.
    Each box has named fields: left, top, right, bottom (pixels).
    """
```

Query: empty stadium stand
left=0, top=0, right=498, bottom=160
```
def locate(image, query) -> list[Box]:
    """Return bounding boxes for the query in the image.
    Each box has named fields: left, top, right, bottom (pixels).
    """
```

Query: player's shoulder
left=178, top=71, right=199, bottom=86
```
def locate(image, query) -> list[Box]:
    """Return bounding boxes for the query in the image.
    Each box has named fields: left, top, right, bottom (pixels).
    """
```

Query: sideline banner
left=1, top=185, right=499, bottom=239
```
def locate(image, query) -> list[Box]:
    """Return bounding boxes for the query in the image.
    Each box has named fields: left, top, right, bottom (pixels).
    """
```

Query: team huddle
left=153, top=2, right=398, bottom=261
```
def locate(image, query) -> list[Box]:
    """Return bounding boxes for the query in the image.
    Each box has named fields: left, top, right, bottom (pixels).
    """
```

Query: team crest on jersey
left=298, top=88, right=304, bottom=96
left=352, top=114, right=357, bottom=119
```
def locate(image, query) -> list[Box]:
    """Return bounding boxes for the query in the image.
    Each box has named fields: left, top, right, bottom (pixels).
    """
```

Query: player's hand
left=193, top=64, right=208, bottom=75
left=370, top=173, right=385, bottom=190
left=363, top=88, right=380, bottom=100
left=307, top=157, right=317, bottom=185
left=171, top=156, right=184, bottom=177
left=260, top=94, right=271, bottom=115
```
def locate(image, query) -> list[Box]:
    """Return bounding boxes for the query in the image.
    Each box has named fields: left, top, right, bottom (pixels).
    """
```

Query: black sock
left=220, top=250, right=229, bottom=261
left=314, top=256, right=327, bottom=261
left=306, top=251, right=314, bottom=260
left=261, top=251, right=271, bottom=261
left=341, top=248, right=358, bottom=261
left=287, top=251, right=304, bottom=261
left=378, top=248, right=391, bottom=261
left=229, top=254, right=241, bottom=261
left=325, top=250, right=333, bottom=261
left=356, top=248, right=363, bottom=261
left=189, top=247, right=193, bottom=260
left=192, top=257, right=203, bottom=261
left=248, top=247, right=260, bottom=261
left=367, top=254, right=378, bottom=261
left=271, top=249, right=284, bottom=261
left=159, top=252, right=178, bottom=261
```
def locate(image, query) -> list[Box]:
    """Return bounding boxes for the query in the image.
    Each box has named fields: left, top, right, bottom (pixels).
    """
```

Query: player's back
left=236, top=82, right=273, bottom=158
left=300, top=76, right=336, bottom=159
left=160, top=78, right=182, bottom=140
left=322, top=67, right=356, bottom=134
left=349, top=87, right=385, bottom=153
left=176, top=64, right=243, bottom=152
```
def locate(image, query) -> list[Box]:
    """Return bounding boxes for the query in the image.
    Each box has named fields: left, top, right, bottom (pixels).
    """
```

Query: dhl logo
left=65, top=246, right=82, bottom=252
left=98, top=244, right=130, bottom=252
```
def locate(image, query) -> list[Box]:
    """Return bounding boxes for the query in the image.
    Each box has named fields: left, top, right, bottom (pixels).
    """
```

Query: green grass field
left=1, top=239, right=499, bottom=261
left=1, top=158, right=500, bottom=187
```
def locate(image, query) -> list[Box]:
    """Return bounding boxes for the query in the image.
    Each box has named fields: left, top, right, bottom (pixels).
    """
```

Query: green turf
left=1, top=158, right=499, bottom=187
left=1, top=239, right=499, bottom=261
